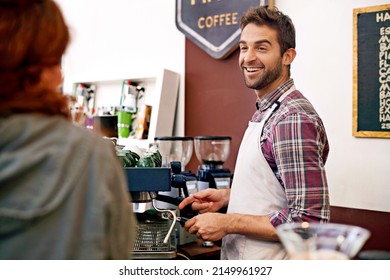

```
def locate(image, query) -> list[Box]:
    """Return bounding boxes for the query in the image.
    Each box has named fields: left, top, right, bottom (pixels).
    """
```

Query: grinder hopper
left=194, top=136, right=232, bottom=191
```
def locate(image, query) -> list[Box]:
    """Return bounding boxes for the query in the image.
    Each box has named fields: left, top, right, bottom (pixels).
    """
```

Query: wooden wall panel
left=330, top=206, right=390, bottom=254
left=184, top=39, right=255, bottom=173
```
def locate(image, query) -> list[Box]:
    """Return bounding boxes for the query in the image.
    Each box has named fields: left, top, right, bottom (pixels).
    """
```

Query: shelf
left=73, top=69, right=180, bottom=148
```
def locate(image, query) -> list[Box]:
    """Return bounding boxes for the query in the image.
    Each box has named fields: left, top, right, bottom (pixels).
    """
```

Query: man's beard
left=243, top=58, right=283, bottom=90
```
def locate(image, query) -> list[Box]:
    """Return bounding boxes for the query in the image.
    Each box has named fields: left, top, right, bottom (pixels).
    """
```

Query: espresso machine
left=124, top=166, right=199, bottom=258
left=124, top=166, right=178, bottom=259
left=194, top=136, right=233, bottom=191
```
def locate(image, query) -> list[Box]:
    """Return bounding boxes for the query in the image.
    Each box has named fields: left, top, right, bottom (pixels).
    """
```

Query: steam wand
left=149, top=191, right=177, bottom=244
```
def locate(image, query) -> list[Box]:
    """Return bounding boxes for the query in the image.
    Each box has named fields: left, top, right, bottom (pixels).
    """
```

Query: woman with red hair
left=0, top=0, right=135, bottom=259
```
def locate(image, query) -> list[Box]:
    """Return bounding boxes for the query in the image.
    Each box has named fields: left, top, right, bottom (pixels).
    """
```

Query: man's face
left=239, top=23, right=284, bottom=94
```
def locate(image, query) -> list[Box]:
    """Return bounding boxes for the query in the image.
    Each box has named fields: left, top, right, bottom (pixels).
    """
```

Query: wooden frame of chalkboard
left=353, top=4, right=390, bottom=138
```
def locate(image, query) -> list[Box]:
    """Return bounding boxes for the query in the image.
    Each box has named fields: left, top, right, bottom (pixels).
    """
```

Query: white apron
left=221, top=86, right=295, bottom=260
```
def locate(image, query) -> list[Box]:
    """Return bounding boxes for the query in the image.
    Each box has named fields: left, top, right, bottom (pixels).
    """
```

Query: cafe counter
left=177, top=239, right=221, bottom=260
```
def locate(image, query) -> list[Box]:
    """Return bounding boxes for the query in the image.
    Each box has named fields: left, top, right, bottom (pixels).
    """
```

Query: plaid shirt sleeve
left=266, top=112, right=330, bottom=227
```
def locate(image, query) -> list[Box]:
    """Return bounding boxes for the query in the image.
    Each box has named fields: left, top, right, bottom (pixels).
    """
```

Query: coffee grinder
left=194, top=136, right=232, bottom=191
left=154, top=136, right=198, bottom=197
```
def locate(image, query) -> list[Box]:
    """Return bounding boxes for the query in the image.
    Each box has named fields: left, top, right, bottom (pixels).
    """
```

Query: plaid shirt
left=252, top=79, right=330, bottom=227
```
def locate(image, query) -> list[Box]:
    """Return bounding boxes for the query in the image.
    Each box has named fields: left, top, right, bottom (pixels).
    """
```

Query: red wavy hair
left=0, top=0, right=70, bottom=117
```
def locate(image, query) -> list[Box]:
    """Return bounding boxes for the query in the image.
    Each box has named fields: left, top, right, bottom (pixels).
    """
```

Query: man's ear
left=283, top=48, right=296, bottom=66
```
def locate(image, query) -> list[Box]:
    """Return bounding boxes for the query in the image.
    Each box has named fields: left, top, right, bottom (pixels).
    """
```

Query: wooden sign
left=176, top=0, right=268, bottom=59
left=353, top=4, right=390, bottom=138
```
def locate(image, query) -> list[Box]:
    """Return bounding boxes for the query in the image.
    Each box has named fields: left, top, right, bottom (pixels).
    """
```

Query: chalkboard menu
left=353, top=4, right=390, bottom=138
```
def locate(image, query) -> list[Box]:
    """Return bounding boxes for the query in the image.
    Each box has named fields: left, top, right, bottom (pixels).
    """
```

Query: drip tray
left=132, top=220, right=177, bottom=259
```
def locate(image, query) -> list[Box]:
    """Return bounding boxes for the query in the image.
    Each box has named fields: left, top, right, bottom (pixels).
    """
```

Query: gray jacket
left=0, top=114, right=135, bottom=259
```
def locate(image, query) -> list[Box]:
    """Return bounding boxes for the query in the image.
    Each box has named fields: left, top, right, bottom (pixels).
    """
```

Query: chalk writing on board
left=353, top=4, right=390, bottom=138
left=378, top=15, right=390, bottom=129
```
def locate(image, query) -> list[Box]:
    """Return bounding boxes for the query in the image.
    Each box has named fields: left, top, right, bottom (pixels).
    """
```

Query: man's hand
left=184, top=212, right=230, bottom=241
left=178, top=188, right=230, bottom=213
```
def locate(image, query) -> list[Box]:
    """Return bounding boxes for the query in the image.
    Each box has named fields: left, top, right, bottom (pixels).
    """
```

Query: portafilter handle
left=153, top=193, right=198, bottom=220
left=149, top=192, right=177, bottom=244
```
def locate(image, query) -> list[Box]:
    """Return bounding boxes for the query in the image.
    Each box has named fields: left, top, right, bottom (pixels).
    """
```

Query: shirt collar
left=255, top=79, right=295, bottom=112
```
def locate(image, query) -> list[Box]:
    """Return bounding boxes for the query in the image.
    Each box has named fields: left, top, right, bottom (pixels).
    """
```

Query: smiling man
left=179, top=5, right=330, bottom=260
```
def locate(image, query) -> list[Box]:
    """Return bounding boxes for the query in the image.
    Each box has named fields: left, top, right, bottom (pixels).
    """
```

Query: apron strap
left=262, top=85, right=296, bottom=124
